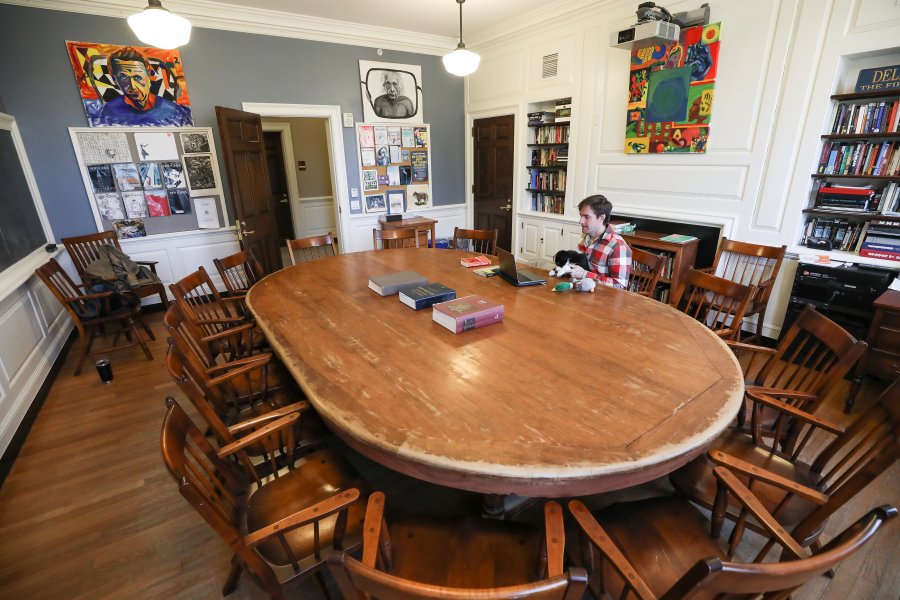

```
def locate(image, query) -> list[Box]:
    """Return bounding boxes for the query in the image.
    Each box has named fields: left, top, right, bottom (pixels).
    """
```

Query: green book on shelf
left=658, top=234, right=699, bottom=243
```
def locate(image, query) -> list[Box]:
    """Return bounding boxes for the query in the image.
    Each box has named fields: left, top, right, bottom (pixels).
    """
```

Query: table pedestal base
left=481, top=493, right=540, bottom=520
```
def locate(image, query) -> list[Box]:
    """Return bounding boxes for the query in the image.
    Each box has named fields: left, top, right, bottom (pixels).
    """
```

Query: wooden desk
left=379, top=216, right=437, bottom=248
left=850, top=289, right=900, bottom=411
left=247, top=249, right=743, bottom=497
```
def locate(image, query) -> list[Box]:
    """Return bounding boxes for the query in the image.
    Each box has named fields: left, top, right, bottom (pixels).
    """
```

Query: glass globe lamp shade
left=127, top=3, right=192, bottom=49
left=442, top=46, right=481, bottom=77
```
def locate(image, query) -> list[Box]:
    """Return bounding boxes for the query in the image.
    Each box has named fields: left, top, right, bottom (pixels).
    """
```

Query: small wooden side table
left=379, top=216, right=437, bottom=248
left=848, top=289, right=900, bottom=412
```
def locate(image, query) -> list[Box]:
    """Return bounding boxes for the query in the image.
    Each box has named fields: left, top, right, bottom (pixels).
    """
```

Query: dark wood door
left=473, top=115, right=514, bottom=252
left=215, top=106, right=281, bottom=274
left=263, top=131, right=294, bottom=243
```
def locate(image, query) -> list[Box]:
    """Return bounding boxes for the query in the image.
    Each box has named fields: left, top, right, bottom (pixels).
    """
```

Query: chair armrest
left=64, top=289, right=116, bottom=302
left=244, top=488, right=362, bottom=548
left=748, top=391, right=845, bottom=436
left=217, top=413, right=299, bottom=458
left=205, top=352, right=271, bottom=376
left=227, top=401, right=311, bottom=434
left=708, top=450, right=829, bottom=504
left=746, top=386, right=817, bottom=403
left=544, top=502, right=566, bottom=578
left=568, top=500, right=657, bottom=600
left=712, top=466, right=806, bottom=559
left=135, top=260, right=158, bottom=265
left=724, top=340, right=777, bottom=356
left=362, top=491, right=388, bottom=568
left=204, top=358, right=270, bottom=389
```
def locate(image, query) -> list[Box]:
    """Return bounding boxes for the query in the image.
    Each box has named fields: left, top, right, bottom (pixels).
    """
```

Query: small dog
left=548, top=250, right=590, bottom=277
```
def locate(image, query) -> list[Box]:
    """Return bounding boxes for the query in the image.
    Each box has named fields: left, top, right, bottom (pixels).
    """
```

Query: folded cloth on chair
left=83, top=244, right=161, bottom=295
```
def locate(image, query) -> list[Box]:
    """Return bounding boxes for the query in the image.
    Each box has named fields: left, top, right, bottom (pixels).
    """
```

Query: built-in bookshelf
left=802, top=88, right=900, bottom=262
left=615, top=227, right=699, bottom=302
left=526, top=98, right=571, bottom=215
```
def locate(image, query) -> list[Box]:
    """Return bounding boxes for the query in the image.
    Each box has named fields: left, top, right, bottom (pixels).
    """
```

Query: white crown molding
left=2, top=0, right=459, bottom=55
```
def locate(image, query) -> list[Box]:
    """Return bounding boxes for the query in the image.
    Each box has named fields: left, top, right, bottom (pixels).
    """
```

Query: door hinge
left=471, top=126, right=475, bottom=137
left=471, top=184, right=475, bottom=193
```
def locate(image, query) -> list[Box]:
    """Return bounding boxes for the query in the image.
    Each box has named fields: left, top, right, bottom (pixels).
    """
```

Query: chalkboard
left=0, top=115, right=52, bottom=274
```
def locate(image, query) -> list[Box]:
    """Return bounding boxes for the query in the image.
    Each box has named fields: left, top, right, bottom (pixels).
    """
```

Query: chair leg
left=136, top=312, right=156, bottom=341
left=132, top=320, right=153, bottom=361
left=222, top=554, right=243, bottom=595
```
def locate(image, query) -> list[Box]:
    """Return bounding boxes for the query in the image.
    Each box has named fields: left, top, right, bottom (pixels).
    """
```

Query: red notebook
left=460, top=255, right=492, bottom=267
left=432, top=295, right=504, bottom=334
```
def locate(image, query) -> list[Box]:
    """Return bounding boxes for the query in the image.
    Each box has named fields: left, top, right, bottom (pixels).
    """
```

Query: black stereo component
left=782, top=262, right=898, bottom=341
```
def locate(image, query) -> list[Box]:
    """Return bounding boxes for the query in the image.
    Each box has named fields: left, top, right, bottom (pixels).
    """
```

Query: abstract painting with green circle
left=625, top=22, right=721, bottom=154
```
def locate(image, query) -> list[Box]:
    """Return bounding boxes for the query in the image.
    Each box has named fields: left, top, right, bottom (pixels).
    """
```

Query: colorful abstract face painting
left=66, top=41, right=193, bottom=127
left=625, top=22, right=720, bottom=154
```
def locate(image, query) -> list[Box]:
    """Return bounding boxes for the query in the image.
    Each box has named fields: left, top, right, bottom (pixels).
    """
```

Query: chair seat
left=386, top=515, right=544, bottom=589
left=592, top=497, right=727, bottom=599
left=246, top=448, right=367, bottom=567
left=669, top=431, right=820, bottom=532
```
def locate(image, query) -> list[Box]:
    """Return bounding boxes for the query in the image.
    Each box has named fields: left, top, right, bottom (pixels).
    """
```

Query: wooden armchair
left=328, top=492, right=587, bottom=600
left=451, top=227, right=499, bottom=255
left=62, top=230, right=168, bottom=307
left=287, top=233, right=338, bottom=265
left=670, top=268, right=756, bottom=341
left=669, top=377, right=899, bottom=553
left=570, top=470, right=896, bottom=600
left=702, top=237, right=786, bottom=341
left=373, top=227, right=419, bottom=250
left=161, top=397, right=367, bottom=600
left=35, top=258, right=152, bottom=375
left=629, top=247, right=665, bottom=298
left=214, top=249, right=264, bottom=296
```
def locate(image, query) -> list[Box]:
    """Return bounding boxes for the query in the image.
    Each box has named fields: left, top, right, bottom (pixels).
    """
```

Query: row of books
left=527, top=111, right=555, bottom=126
left=528, top=169, right=567, bottom=192
left=859, top=219, right=900, bottom=261
left=817, top=140, right=900, bottom=176
left=639, top=248, right=677, bottom=279
left=802, top=218, right=869, bottom=252
left=530, top=193, right=565, bottom=214
left=814, top=183, right=900, bottom=214
left=555, top=98, right=572, bottom=119
left=529, top=124, right=570, bottom=145
left=829, top=99, right=900, bottom=135
left=529, top=147, right=567, bottom=166
left=367, top=270, right=504, bottom=333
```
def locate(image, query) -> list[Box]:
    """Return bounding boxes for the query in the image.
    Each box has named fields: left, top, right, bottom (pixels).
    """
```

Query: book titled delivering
left=399, top=283, right=456, bottom=310
left=368, top=271, right=427, bottom=296
left=432, top=295, right=504, bottom=334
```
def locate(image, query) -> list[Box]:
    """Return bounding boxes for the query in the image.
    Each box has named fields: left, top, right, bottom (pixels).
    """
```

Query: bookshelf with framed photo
left=802, top=85, right=900, bottom=265
left=524, top=98, right=571, bottom=216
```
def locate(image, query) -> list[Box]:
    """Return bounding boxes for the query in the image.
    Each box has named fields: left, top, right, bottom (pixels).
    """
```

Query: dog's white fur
left=549, top=260, right=577, bottom=278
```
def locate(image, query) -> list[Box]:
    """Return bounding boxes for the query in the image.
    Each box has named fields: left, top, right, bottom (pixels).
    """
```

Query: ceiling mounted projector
left=610, top=2, right=710, bottom=50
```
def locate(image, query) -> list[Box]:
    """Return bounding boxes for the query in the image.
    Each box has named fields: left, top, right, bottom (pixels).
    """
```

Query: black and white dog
left=548, top=250, right=590, bottom=277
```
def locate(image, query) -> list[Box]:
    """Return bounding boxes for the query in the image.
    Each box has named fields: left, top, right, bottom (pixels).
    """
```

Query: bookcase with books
left=802, top=88, right=900, bottom=263
left=612, top=223, right=699, bottom=302
left=525, top=98, right=571, bottom=215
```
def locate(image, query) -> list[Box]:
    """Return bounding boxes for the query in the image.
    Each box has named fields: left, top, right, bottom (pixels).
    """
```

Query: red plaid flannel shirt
left=578, top=228, right=632, bottom=289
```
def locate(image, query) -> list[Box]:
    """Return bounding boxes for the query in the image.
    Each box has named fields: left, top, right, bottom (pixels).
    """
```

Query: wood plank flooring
left=0, top=312, right=896, bottom=599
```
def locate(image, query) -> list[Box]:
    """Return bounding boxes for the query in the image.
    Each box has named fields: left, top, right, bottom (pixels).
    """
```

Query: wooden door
left=263, top=131, right=294, bottom=243
left=215, top=106, right=281, bottom=274
left=473, top=115, right=514, bottom=252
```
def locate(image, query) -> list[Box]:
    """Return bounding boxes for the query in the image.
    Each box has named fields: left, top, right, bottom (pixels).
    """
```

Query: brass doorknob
left=280, top=194, right=289, bottom=204
left=241, top=229, right=255, bottom=237
left=500, top=201, right=512, bottom=212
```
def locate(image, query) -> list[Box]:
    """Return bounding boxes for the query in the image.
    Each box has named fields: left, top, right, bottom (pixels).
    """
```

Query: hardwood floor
left=0, top=312, right=896, bottom=599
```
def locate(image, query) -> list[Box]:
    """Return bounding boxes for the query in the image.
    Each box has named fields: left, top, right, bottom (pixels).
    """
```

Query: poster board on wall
left=355, top=123, right=433, bottom=216
left=69, top=126, right=227, bottom=238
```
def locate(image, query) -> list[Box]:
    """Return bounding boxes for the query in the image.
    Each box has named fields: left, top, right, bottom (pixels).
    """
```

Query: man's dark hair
left=578, top=195, right=613, bottom=224
left=108, top=47, right=150, bottom=72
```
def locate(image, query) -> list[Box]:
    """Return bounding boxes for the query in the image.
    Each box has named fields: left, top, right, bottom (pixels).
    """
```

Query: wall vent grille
left=542, top=53, right=559, bottom=79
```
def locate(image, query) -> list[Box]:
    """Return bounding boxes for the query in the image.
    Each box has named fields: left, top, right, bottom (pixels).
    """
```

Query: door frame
left=243, top=102, right=350, bottom=250
left=259, top=122, right=300, bottom=238
left=466, top=104, right=519, bottom=236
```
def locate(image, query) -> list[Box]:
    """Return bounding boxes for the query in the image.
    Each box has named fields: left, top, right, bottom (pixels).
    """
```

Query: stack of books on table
left=368, top=271, right=427, bottom=296
left=554, top=98, right=572, bottom=120
left=460, top=255, right=491, bottom=267
left=432, top=295, right=504, bottom=334
left=399, top=282, right=456, bottom=310
left=859, top=220, right=900, bottom=261
left=611, top=222, right=635, bottom=234
left=814, top=186, right=878, bottom=212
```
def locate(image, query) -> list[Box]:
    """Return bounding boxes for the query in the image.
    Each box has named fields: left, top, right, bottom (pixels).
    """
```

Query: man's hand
left=569, top=265, right=587, bottom=280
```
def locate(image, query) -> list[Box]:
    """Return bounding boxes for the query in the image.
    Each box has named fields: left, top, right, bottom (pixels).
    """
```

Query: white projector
left=610, top=20, right=680, bottom=49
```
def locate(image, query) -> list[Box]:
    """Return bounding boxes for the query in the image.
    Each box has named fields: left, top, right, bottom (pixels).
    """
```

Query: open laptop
left=496, top=248, right=547, bottom=287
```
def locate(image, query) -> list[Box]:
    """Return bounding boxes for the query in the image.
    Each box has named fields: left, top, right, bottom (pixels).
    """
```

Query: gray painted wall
left=0, top=4, right=465, bottom=240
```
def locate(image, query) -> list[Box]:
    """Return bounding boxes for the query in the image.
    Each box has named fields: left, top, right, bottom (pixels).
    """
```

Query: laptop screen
left=497, top=248, right=521, bottom=280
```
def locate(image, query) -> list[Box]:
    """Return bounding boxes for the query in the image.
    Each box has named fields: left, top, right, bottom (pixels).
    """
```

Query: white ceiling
left=208, top=0, right=556, bottom=38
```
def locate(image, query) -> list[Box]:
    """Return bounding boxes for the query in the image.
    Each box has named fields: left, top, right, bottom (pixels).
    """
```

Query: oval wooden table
left=247, top=248, right=744, bottom=499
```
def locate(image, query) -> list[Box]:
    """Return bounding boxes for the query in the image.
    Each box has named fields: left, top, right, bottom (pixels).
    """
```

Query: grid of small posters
left=356, top=123, right=432, bottom=215
left=71, top=127, right=224, bottom=238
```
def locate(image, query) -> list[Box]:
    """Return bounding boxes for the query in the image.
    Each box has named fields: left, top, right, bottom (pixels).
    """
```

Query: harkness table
left=247, top=248, right=743, bottom=499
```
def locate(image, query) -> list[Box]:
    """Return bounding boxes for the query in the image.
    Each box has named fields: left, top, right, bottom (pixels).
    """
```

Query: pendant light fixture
left=442, top=0, right=480, bottom=77
left=127, top=0, right=192, bottom=50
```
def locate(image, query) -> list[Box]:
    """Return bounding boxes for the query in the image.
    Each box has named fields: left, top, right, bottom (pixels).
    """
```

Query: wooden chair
left=702, top=238, right=786, bottom=341
left=569, top=470, right=896, bottom=600
left=629, top=247, right=665, bottom=297
left=328, top=492, right=587, bottom=600
left=35, top=258, right=152, bottom=375
left=287, top=233, right=338, bottom=266
left=670, top=268, right=756, bottom=340
left=451, top=227, right=499, bottom=255
left=160, top=397, right=367, bottom=600
left=373, top=227, right=419, bottom=250
left=728, top=304, right=868, bottom=425
left=214, top=249, right=264, bottom=296
left=670, top=377, right=900, bottom=553
left=61, top=230, right=168, bottom=307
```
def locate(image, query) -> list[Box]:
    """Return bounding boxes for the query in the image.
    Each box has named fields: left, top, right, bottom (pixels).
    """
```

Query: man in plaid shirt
left=569, top=195, right=631, bottom=289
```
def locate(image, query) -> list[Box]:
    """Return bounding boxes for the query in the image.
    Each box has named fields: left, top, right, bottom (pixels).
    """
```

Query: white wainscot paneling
left=527, top=34, right=577, bottom=92
left=344, top=205, right=466, bottom=253
left=294, top=196, right=337, bottom=239
left=595, top=164, right=746, bottom=200
left=0, top=294, right=43, bottom=385
left=468, top=49, right=525, bottom=106
left=853, top=0, right=900, bottom=31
